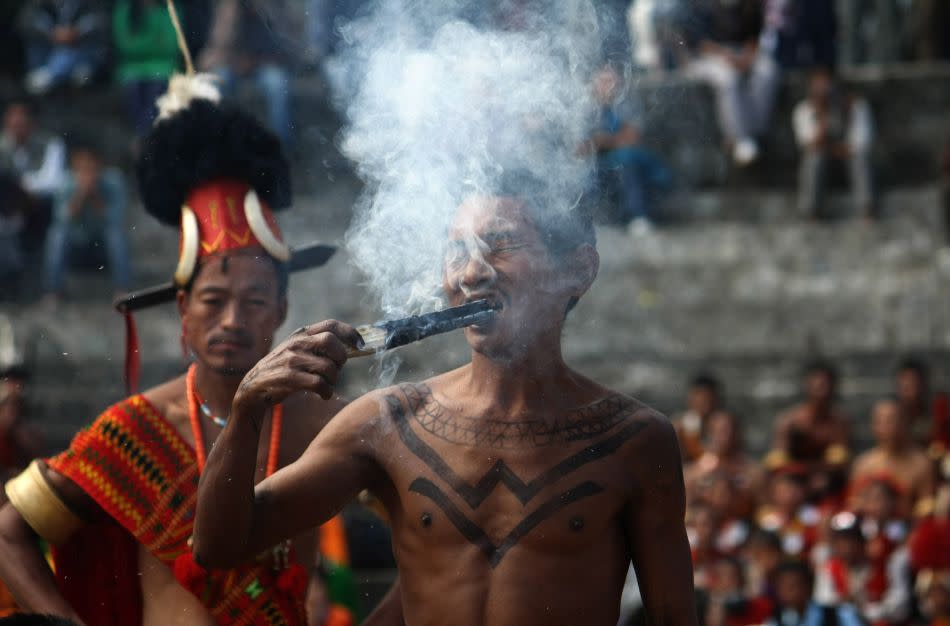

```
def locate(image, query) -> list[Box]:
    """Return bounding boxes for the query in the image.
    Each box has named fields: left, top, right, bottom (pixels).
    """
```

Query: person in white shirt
left=793, top=67, right=874, bottom=220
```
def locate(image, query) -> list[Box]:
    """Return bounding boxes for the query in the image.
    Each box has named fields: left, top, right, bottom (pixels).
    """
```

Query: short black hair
left=896, top=356, right=929, bottom=380
left=491, top=169, right=596, bottom=313
left=689, top=372, right=722, bottom=396
left=183, top=253, right=289, bottom=300
left=748, top=529, right=783, bottom=553
left=3, top=96, right=36, bottom=117
left=804, top=359, right=838, bottom=385
left=774, top=560, right=814, bottom=588
left=66, top=135, right=103, bottom=161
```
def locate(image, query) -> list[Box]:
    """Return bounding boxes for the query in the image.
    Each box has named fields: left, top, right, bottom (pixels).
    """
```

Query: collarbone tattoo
left=400, top=382, right=640, bottom=449
left=385, top=383, right=650, bottom=567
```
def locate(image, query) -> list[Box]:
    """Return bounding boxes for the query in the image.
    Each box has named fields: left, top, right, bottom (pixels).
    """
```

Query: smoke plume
left=330, top=0, right=605, bottom=317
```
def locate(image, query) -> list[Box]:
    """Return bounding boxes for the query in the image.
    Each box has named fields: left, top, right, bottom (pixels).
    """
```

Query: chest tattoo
left=386, top=384, right=648, bottom=566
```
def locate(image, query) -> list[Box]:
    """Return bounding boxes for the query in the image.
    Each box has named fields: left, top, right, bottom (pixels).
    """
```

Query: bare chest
left=375, top=388, right=646, bottom=568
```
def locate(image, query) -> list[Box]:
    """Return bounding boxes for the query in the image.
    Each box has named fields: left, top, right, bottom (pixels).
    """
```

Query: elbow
left=191, top=536, right=245, bottom=571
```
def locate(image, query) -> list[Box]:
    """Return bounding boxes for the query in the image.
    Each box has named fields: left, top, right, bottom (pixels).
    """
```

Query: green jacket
left=112, top=1, right=180, bottom=83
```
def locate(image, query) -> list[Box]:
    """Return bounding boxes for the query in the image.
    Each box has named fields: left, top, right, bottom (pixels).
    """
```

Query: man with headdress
left=193, top=178, right=699, bottom=625
left=0, top=74, right=363, bottom=625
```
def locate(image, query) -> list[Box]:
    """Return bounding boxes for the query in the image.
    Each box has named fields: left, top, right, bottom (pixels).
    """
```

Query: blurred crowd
left=621, top=358, right=950, bottom=626
left=0, top=1, right=948, bottom=302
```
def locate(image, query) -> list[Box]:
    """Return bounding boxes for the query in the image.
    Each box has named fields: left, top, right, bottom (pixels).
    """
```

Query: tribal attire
left=9, top=394, right=309, bottom=625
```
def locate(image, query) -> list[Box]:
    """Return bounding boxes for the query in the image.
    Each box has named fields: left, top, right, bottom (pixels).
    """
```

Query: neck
left=192, top=361, right=242, bottom=417
left=882, top=438, right=909, bottom=455
left=465, top=336, right=576, bottom=418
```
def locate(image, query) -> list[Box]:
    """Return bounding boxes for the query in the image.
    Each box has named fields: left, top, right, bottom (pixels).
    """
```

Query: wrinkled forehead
left=192, top=252, right=278, bottom=292
left=448, top=195, right=537, bottom=241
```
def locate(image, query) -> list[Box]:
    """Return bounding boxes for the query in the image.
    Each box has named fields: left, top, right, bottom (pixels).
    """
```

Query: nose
left=219, top=299, right=245, bottom=331
left=458, top=250, right=494, bottom=292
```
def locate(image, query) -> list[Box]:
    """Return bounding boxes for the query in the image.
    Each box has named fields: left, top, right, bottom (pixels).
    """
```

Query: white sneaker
left=733, top=139, right=759, bottom=166
left=25, top=68, right=53, bottom=94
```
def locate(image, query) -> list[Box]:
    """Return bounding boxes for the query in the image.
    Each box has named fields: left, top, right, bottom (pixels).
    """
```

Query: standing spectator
left=767, top=360, right=851, bottom=504
left=199, top=0, right=302, bottom=149
left=765, top=561, right=864, bottom=626
left=112, top=0, right=180, bottom=140
left=895, top=357, right=933, bottom=447
left=851, top=399, right=934, bottom=517
left=675, top=372, right=724, bottom=463
left=584, top=64, right=670, bottom=228
left=757, top=466, right=822, bottom=559
left=793, top=66, right=874, bottom=220
left=686, top=409, right=765, bottom=519
left=42, top=141, right=130, bottom=304
left=0, top=98, right=66, bottom=255
left=683, top=0, right=781, bottom=166
left=17, top=0, right=108, bottom=95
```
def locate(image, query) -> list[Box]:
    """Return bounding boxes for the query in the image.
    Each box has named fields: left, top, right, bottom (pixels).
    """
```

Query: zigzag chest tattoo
left=384, top=383, right=648, bottom=567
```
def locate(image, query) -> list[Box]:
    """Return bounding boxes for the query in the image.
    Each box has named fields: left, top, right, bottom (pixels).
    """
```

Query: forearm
left=0, top=505, right=83, bottom=622
left=193, top=403, right=265, bottom=568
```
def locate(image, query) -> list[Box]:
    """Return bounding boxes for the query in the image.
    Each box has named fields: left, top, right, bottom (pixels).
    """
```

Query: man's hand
left=235, top=320, right=364, bottom=411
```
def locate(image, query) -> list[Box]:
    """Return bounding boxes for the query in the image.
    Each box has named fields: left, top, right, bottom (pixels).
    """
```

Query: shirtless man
left=194, top=191, right=699, bottom=626
left=851, top=398, right=934, bottom=517
left=766, top=361, right=850, bottom=500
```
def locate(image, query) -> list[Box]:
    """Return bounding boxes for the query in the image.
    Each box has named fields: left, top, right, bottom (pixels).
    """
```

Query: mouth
left=209, top=338, right=252, bottom=352
left=463, top=294, right=504, bottom=329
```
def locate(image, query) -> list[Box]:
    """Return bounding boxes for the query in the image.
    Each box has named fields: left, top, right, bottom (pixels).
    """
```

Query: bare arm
left=0, top=465, right=100, bottom=622
left=626, top=418, right=698, bottom=626
left=193, top=321, right=382, bottom=569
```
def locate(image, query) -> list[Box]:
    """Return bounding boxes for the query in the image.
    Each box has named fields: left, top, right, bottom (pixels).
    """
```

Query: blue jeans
left=600, top=147, right=671, bottom=222
left=123, top=80, right=167, bottom=137
left=43, top=218, right=130, bottom=294
left=216, top=64, right=293, bottom=148
left=27, top=43, right=101, bottom=84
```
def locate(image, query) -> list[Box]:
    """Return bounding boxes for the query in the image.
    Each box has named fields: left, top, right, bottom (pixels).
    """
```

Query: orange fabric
left=319, top=516, right=350, bottom=566
left=184, top=179, right=284, bottom=258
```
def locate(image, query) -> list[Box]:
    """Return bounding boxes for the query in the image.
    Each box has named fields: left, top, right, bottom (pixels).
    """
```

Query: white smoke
left=330, top=0, right=605, bottom=317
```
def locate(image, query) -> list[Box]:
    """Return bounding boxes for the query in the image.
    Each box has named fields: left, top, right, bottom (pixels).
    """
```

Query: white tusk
left=244, top=189, right=290, bottom=262
left=174, top=206, right=200, bottom=286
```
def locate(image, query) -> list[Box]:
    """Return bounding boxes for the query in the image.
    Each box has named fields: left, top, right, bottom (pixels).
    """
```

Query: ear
left=566, top=244, right=599, bottom=299
left=277, top=295, right=288, bottom=328
left=176, top=288, right=189, bottom=319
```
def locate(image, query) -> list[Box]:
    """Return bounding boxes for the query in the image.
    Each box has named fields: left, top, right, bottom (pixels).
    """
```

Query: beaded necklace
left=185, top=363, right=282, bottom=475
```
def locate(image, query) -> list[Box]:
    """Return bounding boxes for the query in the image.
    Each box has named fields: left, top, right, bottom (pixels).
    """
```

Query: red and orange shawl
left=47, top=394, right=308, bottom=626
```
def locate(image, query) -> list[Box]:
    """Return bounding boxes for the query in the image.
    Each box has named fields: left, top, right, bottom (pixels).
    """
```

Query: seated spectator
left=814, top=512, right=911, bottom=626
left=745, top=529, right=784, bottom=602
left=757, top=466, right=822, bottom=559
left=765, top=560, right=864, bottom=626
left=682, top=0, right=781, bottom=166
left=0, top=316, right=41, bottom=491
left=706, top=557, right=774, bottom=626
left=767, top=360, right=851, bottom=505
left=854, top=479, right=909, bottom=560
left=895, top=357, right=934, bottom=448
left=793, top=67, right=874, bottom=220
left=687, top=409, right=765, bottom=519
left=584, top=64, right=670, bottom=229
left=17, top=0, right=108, bottom=95
left=909, top=461, right=950, bottom=572
left=112, top=0, right=180, bottom=139
left=689, top=502, right=727, bottom=590
left=915, top=570, right=950, bottom=626
left=0, top=174, right=31, bottom=295
left=694, top=470, right=753, bottom=555
left=851, top=399, right=934, bottom=517
left=42, top=140, right=130, bottom=304
left=675, top=372, right=724, bottom=463
left=199, top=0, right=301, bottom=149
left=0, top=98, right=66, bottom=253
